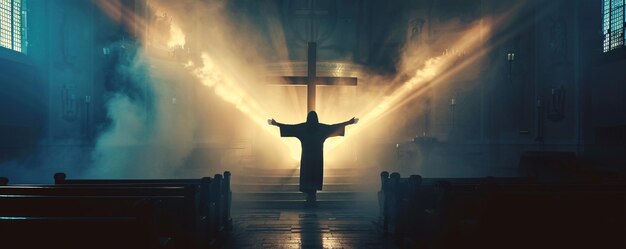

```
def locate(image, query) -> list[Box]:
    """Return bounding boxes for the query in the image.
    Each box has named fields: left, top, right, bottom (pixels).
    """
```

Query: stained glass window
left=0, top=0, right=24, bottom=53
left=603, top=0, right=625, bottom=52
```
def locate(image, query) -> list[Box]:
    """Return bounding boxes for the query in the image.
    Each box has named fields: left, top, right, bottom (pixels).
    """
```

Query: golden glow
left=324, top=23, right=491, bottom=158
left=95, top=0, right=305, bottom=162
left=94, top=0, right=524, bottom=169
left=191, top=53, right=303, bottom=160
left=167, top=22, right=186, bottom=49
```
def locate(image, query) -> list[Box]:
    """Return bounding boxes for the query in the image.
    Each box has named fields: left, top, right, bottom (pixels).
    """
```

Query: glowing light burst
left=95, top=0, right=512, bottom=166
left=167, top=22, right=186, bottom=49
left=190, top=53, right=303, bottom=160
left=325, top=23, right=491, bottom=156
left=95, top=0, right=304, bottom=161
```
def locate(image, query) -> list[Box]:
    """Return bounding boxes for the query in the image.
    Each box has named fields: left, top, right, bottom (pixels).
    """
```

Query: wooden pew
left=0, top=185, right=194, bottom=248
left=378, top=172, right=422, bottom=235
left=379, top=172, right=626, bottom=249
left=0, top=199, right=159, bottom=248
left=53, top=172, right=232, bottom=247
left=380, top=173, right=496, bottom=248
left=379, top=173, right=526, bottom=235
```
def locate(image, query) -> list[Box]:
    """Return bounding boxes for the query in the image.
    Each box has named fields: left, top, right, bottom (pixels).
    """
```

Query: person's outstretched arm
left=267, top=119, right=288, bottom=127
left=325, top=117, right=358, bottom=138
left=336, top=117, right=359, bottom=127
left=269, top=119, right=302, bottom=138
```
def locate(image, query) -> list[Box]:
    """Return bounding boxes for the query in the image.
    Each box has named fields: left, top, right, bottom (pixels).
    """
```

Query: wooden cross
left=268, top=42, right=358, bottom=112
left=267, top=0, right=356, bottom=112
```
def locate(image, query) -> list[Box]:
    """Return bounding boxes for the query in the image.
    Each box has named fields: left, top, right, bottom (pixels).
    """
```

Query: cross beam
left=267, top=42, right=358, bottom=112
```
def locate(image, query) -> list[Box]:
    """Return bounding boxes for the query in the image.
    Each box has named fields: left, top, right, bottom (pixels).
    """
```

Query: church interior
left=1, top=0, right=626, bottom=248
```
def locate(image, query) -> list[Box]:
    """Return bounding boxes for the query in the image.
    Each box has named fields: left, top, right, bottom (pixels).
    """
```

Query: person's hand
left=350, top=117, right=359, bottom=125
left=268, top=119, right=278, bottom=126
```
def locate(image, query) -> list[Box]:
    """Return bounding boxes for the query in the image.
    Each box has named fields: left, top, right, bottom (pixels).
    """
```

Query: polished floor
left=221, top=207, right=395, bottom=249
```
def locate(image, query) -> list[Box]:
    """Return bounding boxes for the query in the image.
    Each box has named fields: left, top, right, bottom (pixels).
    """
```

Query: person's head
left=306, top=111, right=319, bottom=124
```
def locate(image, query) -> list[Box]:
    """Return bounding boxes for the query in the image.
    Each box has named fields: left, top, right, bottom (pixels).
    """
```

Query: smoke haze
left=1, top=0, right=527, bottom=182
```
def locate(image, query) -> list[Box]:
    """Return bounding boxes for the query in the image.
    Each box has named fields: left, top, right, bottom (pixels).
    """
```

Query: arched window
left=603, top=0, right=625, bottom=52
left=0, top=0, right=25, bottom=53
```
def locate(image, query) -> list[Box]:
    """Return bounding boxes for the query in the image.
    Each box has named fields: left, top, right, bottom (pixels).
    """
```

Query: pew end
left=0, top=177, right=8, bottom=185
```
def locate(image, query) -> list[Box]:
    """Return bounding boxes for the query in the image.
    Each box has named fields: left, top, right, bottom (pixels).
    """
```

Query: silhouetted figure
left=0, top=177, right=8, bottom=185
left=270, top=111, right=358, bottom=205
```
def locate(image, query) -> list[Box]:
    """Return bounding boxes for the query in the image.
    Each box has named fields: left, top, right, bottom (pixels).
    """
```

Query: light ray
left=94, top=0, right=529, bottom=168
left=324, top=22, right=490, bottom=156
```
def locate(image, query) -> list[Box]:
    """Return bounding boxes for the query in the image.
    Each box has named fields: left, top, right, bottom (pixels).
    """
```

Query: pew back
left=378, top=172, right=626, bottom=249
left=0, top=185, right=195, bottom=249
left=52, top=172, right=232, bottom=246
left=0, top=172, right=233, bottom=249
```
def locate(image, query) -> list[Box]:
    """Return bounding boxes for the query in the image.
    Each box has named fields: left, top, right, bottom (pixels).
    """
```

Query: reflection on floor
left=222, top=208, right=395, bottom=249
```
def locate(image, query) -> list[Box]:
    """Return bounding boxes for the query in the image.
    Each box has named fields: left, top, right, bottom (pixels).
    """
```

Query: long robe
left=279, top=123, right=345, bottom=193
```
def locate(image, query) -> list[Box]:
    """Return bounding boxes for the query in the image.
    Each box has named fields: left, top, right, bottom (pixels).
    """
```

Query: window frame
left=602, top=0, right=626, bottom=53
left=0, top=0, right=25, bottom=54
